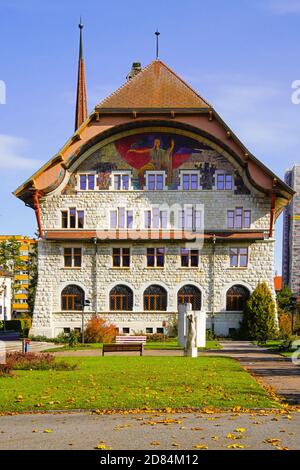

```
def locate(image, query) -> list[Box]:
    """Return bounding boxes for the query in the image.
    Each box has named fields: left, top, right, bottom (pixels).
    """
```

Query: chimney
left=126, top=62, right=142, bottom=81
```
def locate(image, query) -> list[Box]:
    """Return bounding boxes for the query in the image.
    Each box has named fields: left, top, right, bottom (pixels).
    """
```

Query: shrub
left=0, top=320, right=4, bottom=330
left=206, top=329, right=215, bottom=341
left=241, top=281, right=277, bottom=342
left=278, top=309, right=293, bottom=338
left=6, top=352, right=77, bottom=371
left=68, top=330, right=80, bottom=347
left=0, top=363, right=13, bottom=377
left=5, top=319, right=32, bottom=334
left=146, top=333, right=174, bottom=342
left=84, top=316, right=117, bottom=343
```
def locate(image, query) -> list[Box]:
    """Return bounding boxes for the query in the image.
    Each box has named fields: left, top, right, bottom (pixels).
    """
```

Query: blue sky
left=0, top=0, right=300, bottom=273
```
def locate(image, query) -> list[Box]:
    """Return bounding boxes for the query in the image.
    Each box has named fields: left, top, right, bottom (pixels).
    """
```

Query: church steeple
left=74, top=18, right=88, bottom=131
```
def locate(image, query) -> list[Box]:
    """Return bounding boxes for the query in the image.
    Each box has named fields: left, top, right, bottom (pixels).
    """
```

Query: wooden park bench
left=102, top=335, right=147, bottom=356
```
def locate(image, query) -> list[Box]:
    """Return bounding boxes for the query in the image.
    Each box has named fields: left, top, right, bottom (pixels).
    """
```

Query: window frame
left=180, top=248, right=199, bottom=267
left=144, top=208, right=168, bottom=229
left=109, top=171, right=132, bottom=191
left=215, top=172, right=233, bottom=191
left=144, top=171, right=167, bottom=191
left=146, top=247, right=165, bottom=268
left=63, top=247, right=82, bottom=268
left=110, top=207, right=134, bottom=229
left=78, top=172, right=96, bottom=191
left=179, top=170, right=201, bottom=191
left=112, top=247, right=131, bottom=268
left=61, top=208, right=85, bottom=229
left=229, top=247, right=249, bottom=268
left=227, top=208, right=251, bottom=229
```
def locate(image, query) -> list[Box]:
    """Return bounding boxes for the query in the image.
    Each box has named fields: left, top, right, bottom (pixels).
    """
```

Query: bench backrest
left=116, top=335, right=147, bottom=344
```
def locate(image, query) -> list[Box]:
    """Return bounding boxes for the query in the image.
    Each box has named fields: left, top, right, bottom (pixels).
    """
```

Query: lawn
left=256, top=340, right=299, bottom=358
left=42, top=340, right=221, bottom=353
left=0, top=356, right=278, bottom=412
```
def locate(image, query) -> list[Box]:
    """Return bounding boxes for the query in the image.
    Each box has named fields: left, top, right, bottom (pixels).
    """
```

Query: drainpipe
left=93, top=237, right=98, bottom=315
left=269, top=192, right=276, bottom=239
left=33, top=190, right=43, bottom=238
left=211, top=234, right=216, bottom=334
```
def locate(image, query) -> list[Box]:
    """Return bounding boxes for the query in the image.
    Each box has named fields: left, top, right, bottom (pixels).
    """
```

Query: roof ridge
left=95, top=60, right=157, bottom=109
left=95, top=60, right=211, bottom=109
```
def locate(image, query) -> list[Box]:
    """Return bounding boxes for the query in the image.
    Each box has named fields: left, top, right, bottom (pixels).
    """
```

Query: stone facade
left=283, top=165, right=300, bottom=295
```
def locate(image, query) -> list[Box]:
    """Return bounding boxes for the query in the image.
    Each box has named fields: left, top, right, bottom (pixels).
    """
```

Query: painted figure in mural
left=133, top=138, right=175, bottom=187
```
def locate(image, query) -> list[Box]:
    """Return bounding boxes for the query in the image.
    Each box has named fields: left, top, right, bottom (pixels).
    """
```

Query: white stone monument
left=178, top=303, right=206, bottom=356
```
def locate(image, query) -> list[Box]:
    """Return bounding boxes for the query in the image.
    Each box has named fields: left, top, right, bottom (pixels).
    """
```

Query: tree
left=84, top=316, right=117, bottom=343
left=27, top=241, right=38, bottom=316
left=0, top=238, right=23, bottom=318
left=241, top=281, right=277, bottom=342
left=277, top=284, right=294, bottom=312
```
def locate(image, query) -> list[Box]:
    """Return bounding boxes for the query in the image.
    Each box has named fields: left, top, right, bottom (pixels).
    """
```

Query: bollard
left=25, top=339, right=30, bottom=353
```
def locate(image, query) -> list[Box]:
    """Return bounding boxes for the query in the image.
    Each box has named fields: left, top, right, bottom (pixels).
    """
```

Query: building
left=0, top=271, right=13, bottom=322
left=282, top=164, right=300, bottom=296
left=0, top=236, right=36, bottom=317
left=14, top=26, right=293, bottom=338
left=274, top=275, right=282, bottom=294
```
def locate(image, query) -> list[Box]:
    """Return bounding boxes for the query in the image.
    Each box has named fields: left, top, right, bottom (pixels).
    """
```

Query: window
left=181, top=172, right=200, bottom=190
left=229, top=248, right=248, bottom=267
left=64, top=248, right=82, bottom=267
left=61, top=285, right=84, bottom=311
left=112, top=248, right=130, bottom=267
left=147, top=248, right=165, bottom=267
left=178, top=207, right=202, bottom=231
left=63, top=328, right=71, bottom=334
left=79, top=174, right=95, bottom=190
left=177, top=285, right=202, bottom=310
left=61, top=208, right=84, bottom=229
left=144, top=285, right=167, bottom=311
left=20, top=250, right=28, bottom=256
left=217, top=174, right=233, bottom=190
left=180, top=249, right=199, bottom=267
left=146, top=172, right=165, bottom=190
left=123, top=327, right=130, bottom=334
left=145, top=209, right=168, bottom=229
left=226, top=285, right=250, bottom=311
left=227, top=208, right=251, bottom=229
left=112, top=172, right=131, bottom=190
left=146, top=327, right=153, bottom=334
left=110, top=208, right=133, bottom=229
left=156, top=327, right=164, bottom=334
left=110, top=285, right=133, bottom=311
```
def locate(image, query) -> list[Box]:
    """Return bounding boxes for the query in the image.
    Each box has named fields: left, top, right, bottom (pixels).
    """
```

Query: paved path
left=52, top=341, right=300, bottom=405
left=0, top=339, right=59, bottom=353
left=0, top=411, right=299, bottom=450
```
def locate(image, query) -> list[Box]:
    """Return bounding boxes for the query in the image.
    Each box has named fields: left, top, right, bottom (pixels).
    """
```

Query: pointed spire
left=75, top=18, right=88, bottom=131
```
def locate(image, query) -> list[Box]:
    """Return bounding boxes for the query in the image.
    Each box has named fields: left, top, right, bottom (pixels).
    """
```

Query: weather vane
left=155, top=29, right=160, bottom=60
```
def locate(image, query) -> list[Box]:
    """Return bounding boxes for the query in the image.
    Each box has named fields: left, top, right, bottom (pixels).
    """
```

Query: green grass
left=42, top=340, right=221, bottom=353
left=256, top=340, right=299, bottom=357
left=0, top=356, right=278, bottom=412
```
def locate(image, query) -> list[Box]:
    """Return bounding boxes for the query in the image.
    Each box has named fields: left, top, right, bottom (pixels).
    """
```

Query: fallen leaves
left=95, top=443, right=113, bottom=450
left=227, top=444, right=245, bottom=449
left=193, top=444, right=208, bottom=450
left=43, top=429, right=53, bottom=433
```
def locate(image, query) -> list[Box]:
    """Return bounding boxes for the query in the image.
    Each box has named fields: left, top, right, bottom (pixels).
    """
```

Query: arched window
left=110, top=285, right=133, bottom=311
left=61, top=284, right=84, bottom=311
left=226, top=285, right=250, bottom=311
left=144, top=285, right=167, bottom=311
left=178, top=285, right=202, bottom=310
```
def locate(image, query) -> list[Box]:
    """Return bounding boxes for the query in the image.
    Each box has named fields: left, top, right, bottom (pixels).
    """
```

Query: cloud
left=266, top=0, right=300, bottom=14
left=0, top=135, right=42, bottom=170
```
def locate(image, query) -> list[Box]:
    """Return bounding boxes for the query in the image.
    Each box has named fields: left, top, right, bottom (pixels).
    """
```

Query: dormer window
left=61, top=208, right=84, bottom=229
left=179, top=171, right=200, bottom=190
left=145, top=171, right=166, bottom=190
left=79, top=173, right=95, bottom=191
left=216, top=173, right=233, bottom=190
left=110, top=171, right=131, bottom=190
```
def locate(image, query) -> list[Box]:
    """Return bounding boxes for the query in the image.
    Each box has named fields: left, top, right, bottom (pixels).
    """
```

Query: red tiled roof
left=96, top=60, right=211, bottom=110
left=44, top=230, right=265, bottom=242
left=274, top=276, right=282, bottom=291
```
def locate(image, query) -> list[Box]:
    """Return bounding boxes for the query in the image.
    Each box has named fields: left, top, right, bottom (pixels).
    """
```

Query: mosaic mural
left=62, top=133, right=250, bottom=194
